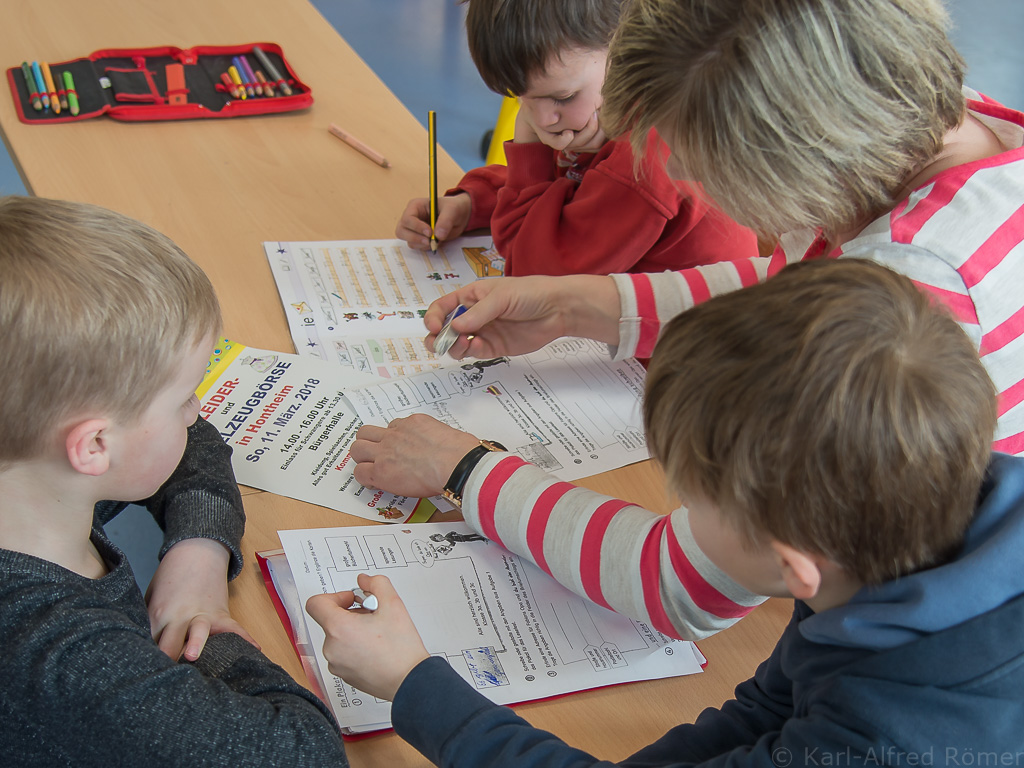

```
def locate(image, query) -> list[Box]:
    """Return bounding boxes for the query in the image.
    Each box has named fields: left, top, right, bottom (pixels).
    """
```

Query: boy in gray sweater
left=0, top=197, right=347, bottom=766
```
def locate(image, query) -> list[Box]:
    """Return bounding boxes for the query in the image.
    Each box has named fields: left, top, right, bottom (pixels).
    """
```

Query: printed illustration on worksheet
left=347, top=337, right=649, bottom=481
left=264, top=236, right=503, bottom=377
left=279, top=522, right=706, bottom=732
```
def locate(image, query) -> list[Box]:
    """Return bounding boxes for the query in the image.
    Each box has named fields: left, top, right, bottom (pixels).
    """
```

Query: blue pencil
left=232, top=56, right=256, bottom=97
left=30, top=61, right=50, bottom=109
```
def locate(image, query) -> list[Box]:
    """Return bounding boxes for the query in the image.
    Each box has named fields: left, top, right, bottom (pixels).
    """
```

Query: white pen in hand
left=349, top=587, right=378, bottom=612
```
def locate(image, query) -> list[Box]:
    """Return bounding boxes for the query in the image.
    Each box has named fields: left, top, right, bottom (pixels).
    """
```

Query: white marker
left=433, top=304, right=467, bottom=356
left=351, top=588, right=378, bottom=612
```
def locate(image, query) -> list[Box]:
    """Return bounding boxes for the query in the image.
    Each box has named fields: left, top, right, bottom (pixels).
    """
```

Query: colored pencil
left=238, top=55, right=260, bottom=96
left=328, top=123, right=390, bottom=168
left=232, top=56, right=255, bottom=97
left=21, top=62, right=41, bottom=111
left=31, top=61, right=50, bottom=109
left=62, top=70, right=79, bottom=116
left=220, top=71, right=241, bottom=99
left=254, top=69, right=274, bottom=97
left=40, top=61, right=59, bottom=114
left=252, top=46, right=292, bottom=96
left=227, top=66, right=247, bottom=100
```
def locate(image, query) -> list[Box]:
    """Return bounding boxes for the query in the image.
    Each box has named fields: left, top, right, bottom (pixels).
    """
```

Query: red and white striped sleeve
left=460, top=452, right=766, bottom=641
left=609, top=257, right=772, bottom=359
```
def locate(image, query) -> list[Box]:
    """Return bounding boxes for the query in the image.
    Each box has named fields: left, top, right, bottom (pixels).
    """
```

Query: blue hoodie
left=392, top=453, right=1024, bottom=767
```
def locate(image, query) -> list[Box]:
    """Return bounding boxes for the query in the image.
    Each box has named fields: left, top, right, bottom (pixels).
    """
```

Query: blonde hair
left=644, top=259, right=995, bottom=584
left=602, top=0, right=966, bottom=239
left=0, top=196, right=220, bottom=464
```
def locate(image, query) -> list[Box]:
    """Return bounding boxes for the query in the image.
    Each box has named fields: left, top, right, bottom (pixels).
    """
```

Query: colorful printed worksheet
left=265, top=236, right=502, bottom=378
left=197, top=338, right=649, bottom=523
left=277, top=522, right=706, bottom=734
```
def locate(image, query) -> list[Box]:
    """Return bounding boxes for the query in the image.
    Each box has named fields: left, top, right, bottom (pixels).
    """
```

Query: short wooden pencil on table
left=328, top=123, right=390, bottom=168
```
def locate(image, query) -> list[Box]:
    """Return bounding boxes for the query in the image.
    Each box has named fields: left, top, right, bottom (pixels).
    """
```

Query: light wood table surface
left=0, top=1, right=791, bottom=764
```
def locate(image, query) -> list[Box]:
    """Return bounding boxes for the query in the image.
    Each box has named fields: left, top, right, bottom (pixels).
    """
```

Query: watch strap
left=442, top=439, right=507, bottom=507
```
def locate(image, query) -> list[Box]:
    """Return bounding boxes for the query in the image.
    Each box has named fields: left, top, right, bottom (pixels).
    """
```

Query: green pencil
left=21, top=62, right=42, bottom=111
left=62, top=70, right=79, bottom=116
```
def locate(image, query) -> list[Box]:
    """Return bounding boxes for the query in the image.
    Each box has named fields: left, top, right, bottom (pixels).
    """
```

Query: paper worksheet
left=198, top=337, right=649, bottom=522
left=279, top=522, right=706, bottom=733
left=265, top=236, right=503, bottom=378
left=347, top=337, right=650, bottom=480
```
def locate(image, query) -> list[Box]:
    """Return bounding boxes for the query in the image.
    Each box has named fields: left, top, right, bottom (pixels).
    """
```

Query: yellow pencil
left=41, top=61, right=60, bottom=115
left=228, top=66, right=246, bottom=100
left=428, top=110, right=438, bottom=252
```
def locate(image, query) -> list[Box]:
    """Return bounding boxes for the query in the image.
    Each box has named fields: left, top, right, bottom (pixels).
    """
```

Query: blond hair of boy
left=0, top=195, right=219, bottom=466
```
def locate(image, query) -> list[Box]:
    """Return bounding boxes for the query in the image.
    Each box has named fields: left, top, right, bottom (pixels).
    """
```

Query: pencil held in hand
left=428, top=110, right=438, bottom=252
left=328, top=123, right=391, bottom=168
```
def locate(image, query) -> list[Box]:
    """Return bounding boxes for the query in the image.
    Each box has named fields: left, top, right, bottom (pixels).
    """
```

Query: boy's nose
left=538, top=105, right=560, bottom=129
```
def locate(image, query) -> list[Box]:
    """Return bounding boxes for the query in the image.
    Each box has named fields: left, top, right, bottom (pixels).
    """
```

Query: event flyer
left=197, top=339, right=434, bottom=523
left=196, top=338, right=649, bottom=523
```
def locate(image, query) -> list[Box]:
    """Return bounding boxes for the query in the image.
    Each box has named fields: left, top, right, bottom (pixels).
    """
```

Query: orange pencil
left=328, top=123, right=390, bottom=168
left=255, top=70, right=274, bottom=97
left=40, top=61, right=60, bottom=115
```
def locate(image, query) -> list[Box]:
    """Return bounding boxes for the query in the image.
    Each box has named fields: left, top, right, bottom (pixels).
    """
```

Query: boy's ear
left=65, top=419, right=112, bottom=477
left=769, top=541, right=823, bottom=601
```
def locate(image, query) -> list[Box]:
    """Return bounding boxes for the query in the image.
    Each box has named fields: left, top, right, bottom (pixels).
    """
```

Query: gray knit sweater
left=0, top=418, right=348, bottom=766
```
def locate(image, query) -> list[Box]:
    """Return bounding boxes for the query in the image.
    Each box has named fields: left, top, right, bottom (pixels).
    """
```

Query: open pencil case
left=6, top=42, right=313, bottom=124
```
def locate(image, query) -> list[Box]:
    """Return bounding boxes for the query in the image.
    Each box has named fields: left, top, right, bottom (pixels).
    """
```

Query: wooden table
left=0, top=1, right=791, bottom=764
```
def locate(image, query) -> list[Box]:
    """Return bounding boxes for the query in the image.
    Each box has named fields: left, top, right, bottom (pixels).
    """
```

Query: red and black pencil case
left=6, top=43, right=312, bottom=124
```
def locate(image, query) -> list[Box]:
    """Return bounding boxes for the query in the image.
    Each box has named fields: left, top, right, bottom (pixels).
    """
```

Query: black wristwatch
left=441, top=439, right=507, bottom=507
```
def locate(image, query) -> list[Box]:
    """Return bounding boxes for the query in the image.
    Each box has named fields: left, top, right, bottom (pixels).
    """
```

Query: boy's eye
left=184, top=393, right=199, bottom=409
left=552, top=93, right=576, bottom=105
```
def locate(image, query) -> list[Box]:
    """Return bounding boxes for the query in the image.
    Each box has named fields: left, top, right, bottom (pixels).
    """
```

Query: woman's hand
left=424, top=274, right=621, bottom=360
left=350, top=416, right=482, bottom=497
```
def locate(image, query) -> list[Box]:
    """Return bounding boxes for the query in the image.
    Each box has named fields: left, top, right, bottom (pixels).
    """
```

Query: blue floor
left=2, top=0, right=1021, bottom=588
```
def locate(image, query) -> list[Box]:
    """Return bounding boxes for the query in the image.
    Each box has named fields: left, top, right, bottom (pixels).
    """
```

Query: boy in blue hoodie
left=308, top=258, right=1024, bottom=765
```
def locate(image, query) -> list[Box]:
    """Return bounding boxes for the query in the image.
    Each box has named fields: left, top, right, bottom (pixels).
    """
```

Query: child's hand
left=146, top=538, right=260, bottom=662
left=350, top=416, right=482, bottom=497
left=395, top=194, right=473, bottom=251
left=306, top=574, right=429, bottom=702
left=559, top=111, right=607, bottom=154
left=515, top=108, right=607, bottom=154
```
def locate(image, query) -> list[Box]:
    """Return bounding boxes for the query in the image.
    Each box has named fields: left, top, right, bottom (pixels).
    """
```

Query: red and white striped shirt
left=459, top=92, right=1024, bottom=642
left=461, top=453, right=766, bottom=640
left=615, top=92, right=1024, bottom=455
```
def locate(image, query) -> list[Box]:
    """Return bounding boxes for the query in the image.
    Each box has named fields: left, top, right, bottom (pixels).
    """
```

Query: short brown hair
left=462, top=0, right=625, bottom=95
left=602, top=0, right=966, bottom=239
left=643, top=259, right=995, bottom=584
left=0, top=196, right=220, bottom=465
